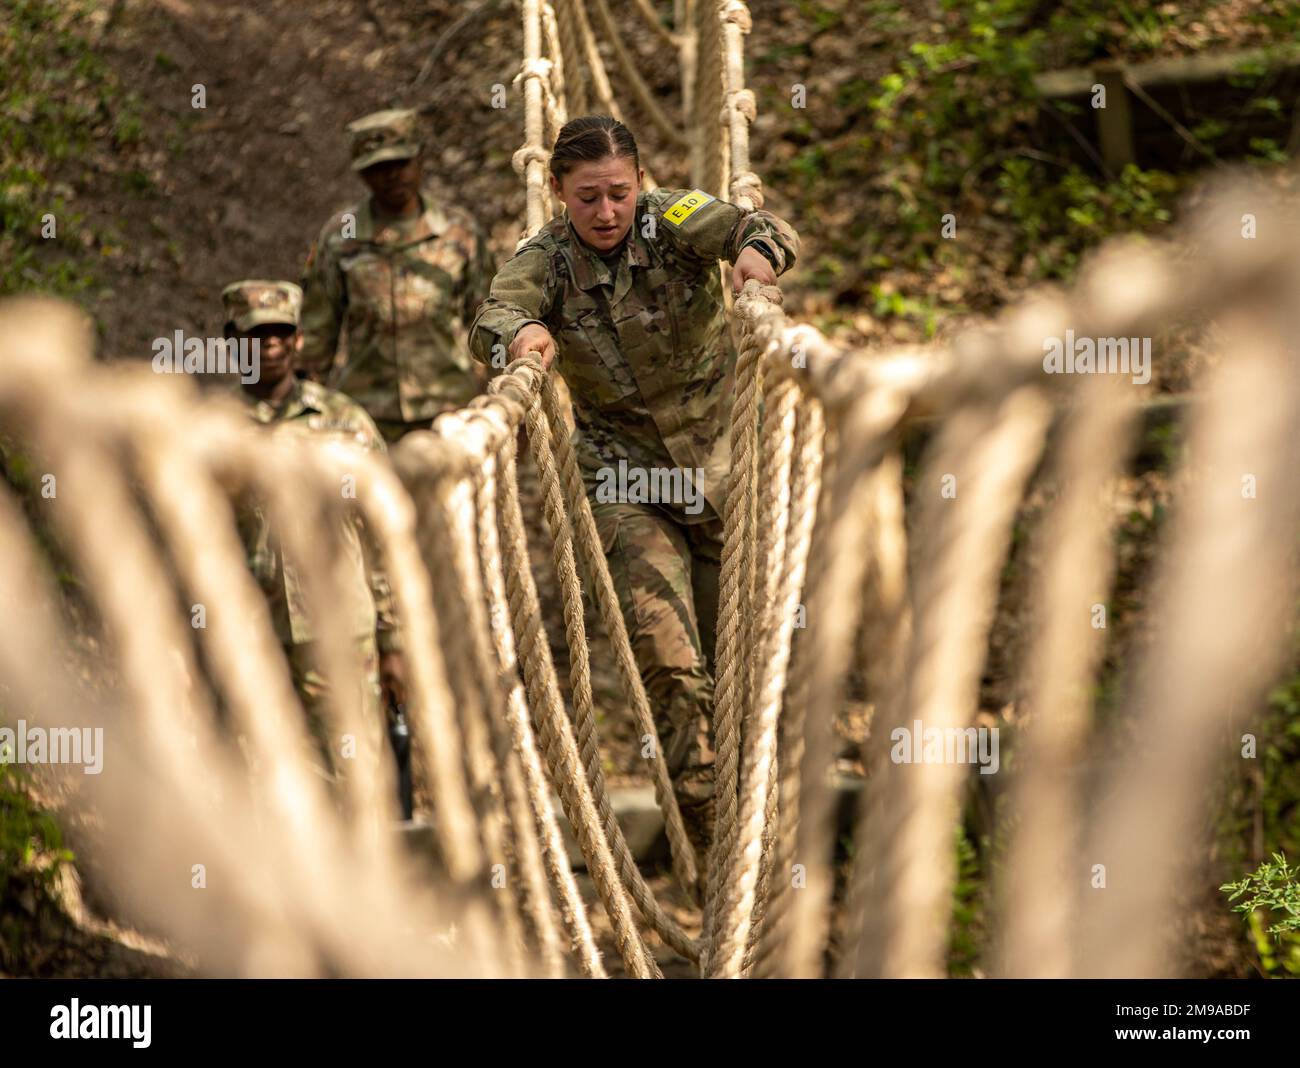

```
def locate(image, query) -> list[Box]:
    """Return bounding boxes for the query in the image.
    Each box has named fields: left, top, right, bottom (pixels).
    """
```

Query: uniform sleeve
left=462, top=220, right=499, bottom=329
left=299, top=223, right=346, bottom=376
left=656, top=187, right=800, bottom=275
left=468, top=245, right=555, bottom=367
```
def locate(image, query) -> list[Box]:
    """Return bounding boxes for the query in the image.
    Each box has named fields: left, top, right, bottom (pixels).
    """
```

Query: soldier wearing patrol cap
left=299, top=108, right=497, bottom=443
left=224, top=279, right=406, bottom=786
left=469, top=116, right=799, bottom=880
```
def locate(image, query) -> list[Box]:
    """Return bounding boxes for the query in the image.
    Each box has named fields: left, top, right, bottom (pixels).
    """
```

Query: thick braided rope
left=513, top=371, right=696, bottom=965
left=450, top=463, right=560, bottom=975
left=350, top=445, right=486, bottom=883
left=690, top=0, right=725, bottom=194
left=706, top=374, right=798, bottom=976
left=702, top=275, right=769, bottom=961
left=701, top=278, right=768, bottom=962
left=466, top=424, right=570, bottom=977
left=995, top=376, right=1136, bottom=978
left=541, top=3, right=570, bottom=128
left=495, top=415, right=661, bottom=977
left=0, top=358, right=414, bottom=974
left=402, top=462, right=531, bottom=977
left=854, top=389, right=1052, bottom=978
left=488, top=419, right=609, bottom=978
left=567, top=0, right=626, bottom=123
left=834, top=450, right=911, bottom=977
left=517, top=0, right=552, bottom=236
left=538, top=374, right=701, bottom=898
left=721, top=0, right=759, bottom=210
left=748, top=417, right=837, bottom=978
left=551, top=0, right=589, bottom=118
left=631, top=0, right=680, bottom=47
left=1076, top=280, right=1300, bottom=977
left=489, top=375, right=663, bottom=979
left=776, top=429, right=882, bottom=978
left=742, top=394, right=825, bottom=974
left=500, top=367, right=675, bottom=974
left=589, top=0, right=690, bottom=148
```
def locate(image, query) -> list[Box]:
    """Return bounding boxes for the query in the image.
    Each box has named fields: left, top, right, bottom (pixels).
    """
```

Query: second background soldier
left=300, top=108, right=497, bottom=443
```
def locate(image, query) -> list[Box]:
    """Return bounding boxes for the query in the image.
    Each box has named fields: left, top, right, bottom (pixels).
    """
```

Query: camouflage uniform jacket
left=238, top=378, right=400, bottom=652
left=468, top=188, right=799, bottom=523
left=300, top=189, right=496, bottom=422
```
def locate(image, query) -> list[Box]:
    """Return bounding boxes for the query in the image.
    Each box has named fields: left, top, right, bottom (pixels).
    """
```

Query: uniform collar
left=244, top=377, right=323, bottom=424
left=563, top=202, right=653, bottom=298
left=359, top=190, right=448, bottom=248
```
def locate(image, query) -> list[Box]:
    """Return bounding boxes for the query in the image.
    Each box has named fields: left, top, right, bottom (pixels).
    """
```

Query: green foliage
left=0, top=760, right=73, bottom=903
left=0, top=0, right=142, bottom=297
left=1221, top=852, right=1300, bottom=938
left=1220, top=850, right=1300, bottom=976
left=1215, top=668, right=1300, bottom=975
left=948, top=824, right=988, bottom=976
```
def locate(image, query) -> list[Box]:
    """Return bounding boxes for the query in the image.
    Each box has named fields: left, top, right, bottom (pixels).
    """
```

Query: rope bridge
left=1, top=1, right=1297, bottom=978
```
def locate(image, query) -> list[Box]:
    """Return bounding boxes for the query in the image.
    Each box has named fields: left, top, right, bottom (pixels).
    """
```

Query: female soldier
left=469, top=116, right=798, bottom=855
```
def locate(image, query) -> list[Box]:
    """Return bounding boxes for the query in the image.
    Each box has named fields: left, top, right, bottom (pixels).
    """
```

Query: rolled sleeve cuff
left=740, top=237, right=786, bottom=274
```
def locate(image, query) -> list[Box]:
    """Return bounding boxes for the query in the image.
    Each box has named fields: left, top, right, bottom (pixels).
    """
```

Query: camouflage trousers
left=285, top=633, right=384, bottom=782
left=593, top=501, right=723, bottom=860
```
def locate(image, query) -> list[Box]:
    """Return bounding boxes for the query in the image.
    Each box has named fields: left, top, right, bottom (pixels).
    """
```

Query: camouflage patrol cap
left=221, top=279, right=302, bottom=332
left=346, top=108, right=422, bottom=172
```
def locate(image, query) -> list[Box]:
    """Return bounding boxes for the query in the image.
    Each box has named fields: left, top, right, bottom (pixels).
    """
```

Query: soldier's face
left=248, top=324, right=299, bottom=383
left=553, top=156, right=643, bottom=252
left=360, top=155, right=422, bottom=212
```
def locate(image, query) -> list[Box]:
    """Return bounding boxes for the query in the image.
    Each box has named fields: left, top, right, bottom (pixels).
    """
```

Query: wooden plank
left=1034, top=44, right=1300, bottom=99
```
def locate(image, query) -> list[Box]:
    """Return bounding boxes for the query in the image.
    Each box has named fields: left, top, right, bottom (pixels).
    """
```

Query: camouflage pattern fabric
left=470, top=187, right=798, bottom=854
left=594, top=500, right=723, bottom=856
left=300, top=191, right=496, bottom=426
left=221, top=279, right=302, bottom=332
left=288, top=632, right=383, bottom=779
left=345, top=108, right=421, bottom=172
left=238, top=378, right=400, bottom=654
left=469, top=187, right=799, bottom=525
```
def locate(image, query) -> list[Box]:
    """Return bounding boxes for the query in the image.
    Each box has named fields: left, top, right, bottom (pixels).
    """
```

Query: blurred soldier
left=300, top=108, right=496, bottom=443
left=224, top=279, right=406, bottom=786
left=469, top=116, right=799, bottom=868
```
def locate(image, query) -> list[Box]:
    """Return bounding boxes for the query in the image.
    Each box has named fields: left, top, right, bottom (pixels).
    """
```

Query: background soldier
left=300, top=108, right=497, bottom=443
left=224, top=279, right=405, bottom=793
left=469, top=116, right=799, bottom=868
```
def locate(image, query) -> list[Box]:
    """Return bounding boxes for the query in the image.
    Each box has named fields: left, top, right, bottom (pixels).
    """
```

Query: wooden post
left=1094, top=60, right=1136, bottom=173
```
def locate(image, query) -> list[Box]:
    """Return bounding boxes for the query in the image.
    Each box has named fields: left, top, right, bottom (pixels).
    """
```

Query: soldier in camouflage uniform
left=300, top=108, right=497, bottom=443
left=470, top=117, right=799, bottom=864
left=224, top=279, right=403, bottom=776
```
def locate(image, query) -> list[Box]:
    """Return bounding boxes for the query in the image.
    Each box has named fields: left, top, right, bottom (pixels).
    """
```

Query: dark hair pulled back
left=548, top=115, right=639, bottom=182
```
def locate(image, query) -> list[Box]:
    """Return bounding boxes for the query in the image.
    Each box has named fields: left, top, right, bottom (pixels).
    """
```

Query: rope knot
left=513, top=57, right=554, bottom=87
left=729, top=170, right=765, bottom=211
left=512, top=145, right=551, bottom=177
left=726, top=88, right=758, bottom=123
left=722, top=1, right=753, bottom=33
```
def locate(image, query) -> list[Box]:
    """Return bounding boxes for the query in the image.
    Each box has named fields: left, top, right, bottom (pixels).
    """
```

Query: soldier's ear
left=292, top=331, right=303, bottom=354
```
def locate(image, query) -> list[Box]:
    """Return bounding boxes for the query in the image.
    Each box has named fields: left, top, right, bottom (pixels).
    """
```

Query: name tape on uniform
left=663, top=189, right=716, bottom=227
